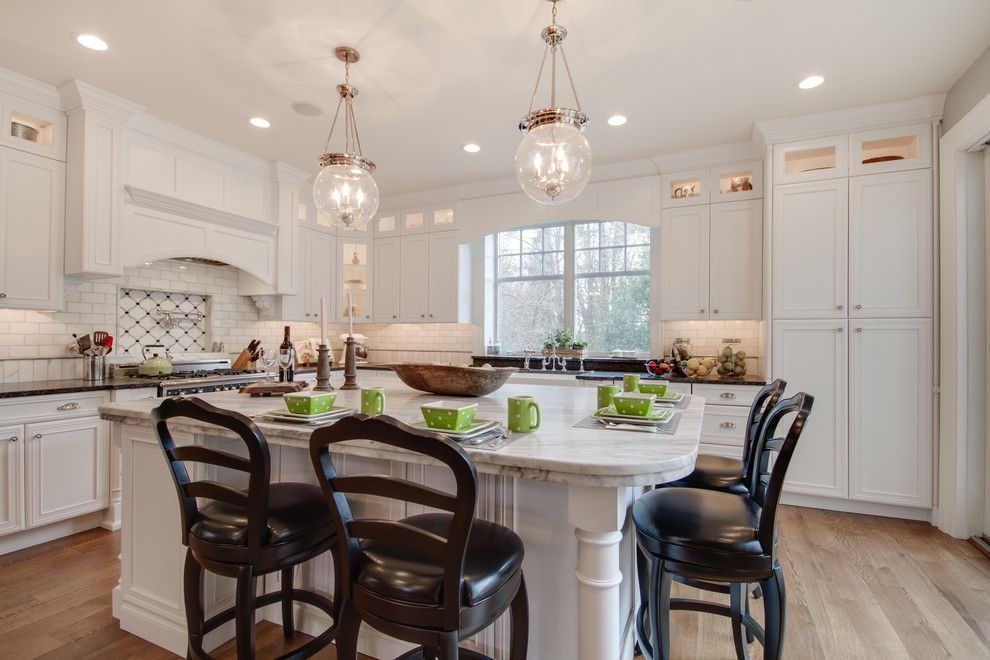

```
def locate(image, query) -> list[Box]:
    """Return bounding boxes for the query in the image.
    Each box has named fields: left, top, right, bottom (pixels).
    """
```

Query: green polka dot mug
left=508, top=396, right=541, bottom=433
left=361, top=387, right=385, bottom=415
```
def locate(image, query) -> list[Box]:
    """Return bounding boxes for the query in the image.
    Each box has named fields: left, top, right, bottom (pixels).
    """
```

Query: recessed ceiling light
left=74, top=33, right=109, bottom=51
left=463, top=143, right=481, bottom=153
left=798, top=75, right=825, bottom=90
left=607, top=114, right=628, bottom=127
left=249, top=117, right=271, bottom=129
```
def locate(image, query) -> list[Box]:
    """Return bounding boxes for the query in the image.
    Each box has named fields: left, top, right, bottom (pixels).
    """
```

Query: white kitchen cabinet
left=849, top=318, right=933, bottom=507
left=710, top=161, right=763, bottom=203
left=429, top=203, right=458, bottom=231
left=849, top=170, right=932, bottom=318
left=849, top=123, right=931, bottom=176
left=401, top=207, right=428, bottom=235
left=661, top=168, right=709, bottom=208
left=772, top=320, right=849, bottom=499
left=772, top=179, right=848, bottom=319
left=278, top=229, right=335, bottom=322
left=25, top=416, right=109, bottom=528
left=0, top=147, right=64, bottom=310
left=373, top=208, right=399, bottom=237
left=0, top=424, right=24, bottom=536
left=373, top=237, right=401, bottom=322
left=399, top=234, right=429, bottom=322
left=427, top=232, right=460, bottom=322
left=337, top=238, right=372, bottom=323
left=709, top=200, right=763, bottom=320
left=659, top=205, right=710, bottom=320
left=773, top=135, right=849, bottom=184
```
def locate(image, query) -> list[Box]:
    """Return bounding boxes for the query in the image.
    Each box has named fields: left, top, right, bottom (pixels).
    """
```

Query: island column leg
left=568, top=485, right=632, bottom=660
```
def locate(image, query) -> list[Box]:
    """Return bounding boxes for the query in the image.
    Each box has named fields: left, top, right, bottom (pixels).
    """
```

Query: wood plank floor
left=0, top=506, right=988, bottom=658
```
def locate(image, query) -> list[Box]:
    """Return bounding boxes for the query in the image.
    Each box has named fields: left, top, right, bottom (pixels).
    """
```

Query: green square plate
left=594, top=405, right=674, bottom=424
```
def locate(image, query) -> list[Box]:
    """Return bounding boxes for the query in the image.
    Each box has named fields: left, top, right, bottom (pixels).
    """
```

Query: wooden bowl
left=388, top=363, right=517, bottom=397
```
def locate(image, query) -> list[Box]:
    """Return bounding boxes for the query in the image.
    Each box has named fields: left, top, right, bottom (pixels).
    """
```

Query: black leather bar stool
left=633, top=392, right=813, bottom=660
left=152, top=396, right=339, bottom=660
left=662, top=379, right=787, bottom=495
left=309, top=414, right=528, bottom=660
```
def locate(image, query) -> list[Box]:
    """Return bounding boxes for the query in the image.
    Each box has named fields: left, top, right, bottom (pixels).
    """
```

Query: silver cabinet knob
left=0, top=292, right=6, bottom=299
left=855, top=304, right=862, bottom=310
left=719, top=392, right=736, bottom=399
left=429, top=313, right=434, bottom=318
left=392, top=314, right=397, bottom=319
left=719, top=421, right=736, bottom=429
left=856, top=327, right=863, bottom=332
left=837, top=327, right=844, bottom=333
left=421, top=314, right=425, bottom=318
left=33, top=434, right=43, bottom=439
left=699, top=308, right=705, bottom=314
left=57, top=402, right=80, bottom=411
left=836, top=305, right=843, bottom=310
left=6, top=436, right=17, bottom=443
left=713, top=309, right=719, bottom=314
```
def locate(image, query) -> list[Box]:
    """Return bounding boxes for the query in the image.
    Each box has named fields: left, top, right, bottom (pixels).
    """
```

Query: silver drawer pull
left=57, top=402, right=81, bottom=411
left=6, top=436, right=17, bottom=443
left=33, top=434, right=43, bottom=439
left=719, top=392, right=736, bottom=399
left=720, top=421, right=736, bottom=429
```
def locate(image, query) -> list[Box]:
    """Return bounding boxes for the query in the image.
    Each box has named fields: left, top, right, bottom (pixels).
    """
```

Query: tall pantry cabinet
left=770, top=122, right=935, bottom=510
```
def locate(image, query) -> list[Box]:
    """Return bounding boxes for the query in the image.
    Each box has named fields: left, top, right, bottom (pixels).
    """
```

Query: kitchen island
left=99, top=381, right=703, bottom=660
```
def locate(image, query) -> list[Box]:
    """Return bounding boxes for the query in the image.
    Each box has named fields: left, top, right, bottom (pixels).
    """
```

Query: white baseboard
left=0, top=510, right=106, bottom=555
left=100, top=501, right=122, bottom=531
left=782, top=492, right=932, bottom=521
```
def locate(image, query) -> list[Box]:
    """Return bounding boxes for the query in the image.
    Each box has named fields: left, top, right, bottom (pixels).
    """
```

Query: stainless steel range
left=112, top=354, right=269, bottom=397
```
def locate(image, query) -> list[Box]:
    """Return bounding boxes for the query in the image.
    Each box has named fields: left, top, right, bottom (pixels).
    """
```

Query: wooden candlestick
left=314, top=344, right=334, bottom=391
left=341, top=337, right=359, bottom=390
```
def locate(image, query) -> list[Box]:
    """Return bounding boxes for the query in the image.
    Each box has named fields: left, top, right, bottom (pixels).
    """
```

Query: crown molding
left=125, top=185, right=278, bottom=236
left=0, top=66, right=62, bottom=109
left=58, top=80, right=144, bottom=121
left=648, top=141, right=761, bottom=173
left=271, top=161, right=311, bottom=186
left=127, top=113, right=271, bottom=178
left=753, top=94, right=946, bottom=146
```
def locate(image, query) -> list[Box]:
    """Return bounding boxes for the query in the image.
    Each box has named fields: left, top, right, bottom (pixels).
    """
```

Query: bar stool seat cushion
left=633, top=488, right=771, bottom=574
left=663, top=455, right=748, bottom=495
left=191, top=482, right=333, bottom=547
left=357, top=513, right=524, bottom=607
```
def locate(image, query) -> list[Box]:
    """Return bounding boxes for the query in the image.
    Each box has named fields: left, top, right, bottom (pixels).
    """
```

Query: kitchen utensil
left=138, top=345, right=173, bottom=375
left=283, top=391, right=337, bottom=415
left=623, top=374, right=641, bottom=392
left=82, top=355, right=107, bottom=382
left=92, top=331, right=110, bottom=348
left=597, top=384, right=622, bottom=409
left=361, top=387, right=385, bottom=415
left=611, top=392, right=656, bottom=416
left=75, top=334, right=92, bottom=354
left=103, top=335, right=113, bottom=354
left=389, top=363, right=516, bottom=397
left=420, top=401, right=479, bottom=431
left=508, top=395, right=541, bottom=433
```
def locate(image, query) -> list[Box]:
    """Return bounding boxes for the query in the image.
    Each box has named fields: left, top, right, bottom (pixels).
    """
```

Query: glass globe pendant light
left=313, top=46, right=379, bottom=230
left=516, top=0, right=591, bottom=205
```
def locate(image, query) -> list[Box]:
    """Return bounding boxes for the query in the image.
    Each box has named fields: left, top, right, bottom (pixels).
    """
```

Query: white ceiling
left=2, top=1, right=989, bottom=195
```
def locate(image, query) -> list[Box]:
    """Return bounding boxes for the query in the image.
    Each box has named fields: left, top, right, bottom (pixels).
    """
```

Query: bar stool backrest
left=741, top=379, right=787, bottom=474
left=150, top=396, right=272, bottom=560
left=744, top=392, right=814, bottom=553
left=309, top=414, right=478, bottom=629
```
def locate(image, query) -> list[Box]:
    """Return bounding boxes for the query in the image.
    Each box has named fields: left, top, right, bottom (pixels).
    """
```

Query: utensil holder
left=83, top=355, right=107, bottom=382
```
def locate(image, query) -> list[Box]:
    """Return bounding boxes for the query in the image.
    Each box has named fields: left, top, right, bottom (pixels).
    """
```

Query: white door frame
left=934, top=91, right=990, bottom=538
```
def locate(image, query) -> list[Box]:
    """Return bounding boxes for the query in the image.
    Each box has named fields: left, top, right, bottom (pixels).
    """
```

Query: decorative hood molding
left=125, top=185, right=277, bottom=236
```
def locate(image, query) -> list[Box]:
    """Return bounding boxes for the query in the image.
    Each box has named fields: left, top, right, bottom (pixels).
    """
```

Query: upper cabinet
left=773, top=136, right=849, bottom=184
left=772, top=179, right=848, bottom=319
left=849, top=123, right=931, bottom=176
left=661, top=168, right=710, bottom=208
left=1, top=98, right=65, bottom=162
left=338, top=238, right=372, bottom=323
left=373, top=230, right=466, bottom=324
left=659, top=206, right=710, bottom=320
left=373, top=202, right=459, bottom=237
left=373, top=208, right=399, bottom=237
left=0, top=148, right=64, bottom=310
left=711, top=160, right=763, bottom=203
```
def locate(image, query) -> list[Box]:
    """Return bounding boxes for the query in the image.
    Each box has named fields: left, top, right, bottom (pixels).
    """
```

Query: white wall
left=944, top=43, right=990, bottom=132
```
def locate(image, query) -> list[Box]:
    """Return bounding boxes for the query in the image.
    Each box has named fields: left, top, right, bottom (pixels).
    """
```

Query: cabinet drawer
left=700, top=406, right=749, bottom=447
left=692, top=384, right=757, bottom=408
left=0, top=391, right=107, bottom=422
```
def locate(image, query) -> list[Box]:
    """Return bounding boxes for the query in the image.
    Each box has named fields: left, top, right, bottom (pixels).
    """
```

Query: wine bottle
left=279, top=325, right=294, bottom=382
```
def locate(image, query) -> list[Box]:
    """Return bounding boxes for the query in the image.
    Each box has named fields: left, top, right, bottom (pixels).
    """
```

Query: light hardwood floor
left=0, top=506, right=988, bottom=659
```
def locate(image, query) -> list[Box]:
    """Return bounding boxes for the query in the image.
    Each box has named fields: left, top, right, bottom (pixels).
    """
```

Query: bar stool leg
left=761, top=563, right=787, bottom=660
left=183, top=550, right=207, bottom=659
left=234, top=565, right=256, bottom=660
left=437, top=631, right=458, bottom=659
left=646, top=558, right=671, bottom=660
left=730, top=583, right=751, bottom=660
left=335, top=599, right=362, bottom=660
left=509, top=573, right=530, bottom=660
left=280, top=566, right=295, bottom=638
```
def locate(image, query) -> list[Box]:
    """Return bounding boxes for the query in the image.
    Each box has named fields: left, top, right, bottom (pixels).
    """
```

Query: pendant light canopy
left=515, top=0, right=591, bottom=205
left=313, top=46, right=380, bottom=230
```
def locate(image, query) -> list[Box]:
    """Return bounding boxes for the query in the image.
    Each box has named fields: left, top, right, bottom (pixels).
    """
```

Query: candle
left=320, top=295, right=328, bottom=346
left=348, top=291, right=354, bottom=337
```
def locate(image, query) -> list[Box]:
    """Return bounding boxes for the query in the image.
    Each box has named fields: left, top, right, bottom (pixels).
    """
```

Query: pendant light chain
left=320, top=56, right=366, bottom=158
left=525, top=0, right=583, bottom=115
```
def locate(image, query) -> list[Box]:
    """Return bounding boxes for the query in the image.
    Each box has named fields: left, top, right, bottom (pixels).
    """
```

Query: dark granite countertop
left=0, top=377, right=162, bottom=399
left=572, top=371, right=768, bottom=386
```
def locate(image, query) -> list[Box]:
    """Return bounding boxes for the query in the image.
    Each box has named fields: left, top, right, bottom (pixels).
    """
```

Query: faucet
left=522, top=350, right=533, bottom=371
left=558, top=356, right=568, bottom=372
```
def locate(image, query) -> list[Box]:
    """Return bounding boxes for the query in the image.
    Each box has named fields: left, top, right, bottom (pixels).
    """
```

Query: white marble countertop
left=98, top=382, right=702, bottom=487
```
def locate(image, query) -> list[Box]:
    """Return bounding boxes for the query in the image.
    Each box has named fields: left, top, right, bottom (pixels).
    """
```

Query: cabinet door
left=428, top=231, right=459, bottom=322
left=373, top=237, right=401, bottom=322
left=772, top=179, right=848, bottom=318
left=849, top=318, right=933, bottom=507
left=308, top=232, right=335, bottom=320
left=25, top=417, right=109, bottom=527
left=772, top=320, right=848, bottom=498
left=659, top=206, right=710, bottom=320
left=338, top=239, right=371, bottom=323
left=849, top=170, right=932, bottom=318
left=0, top=148, right=63, bottom=309
left=399, top=234, right=429, bottom=322
left=0, top=424, right=24, bottom=536
left=709, top=200, right=762, bottom=320
left=279, top=229, right=310, bottom=322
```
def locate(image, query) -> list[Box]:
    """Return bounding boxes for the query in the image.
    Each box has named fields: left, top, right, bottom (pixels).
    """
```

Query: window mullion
left=564, top=223, right=575, bottom=335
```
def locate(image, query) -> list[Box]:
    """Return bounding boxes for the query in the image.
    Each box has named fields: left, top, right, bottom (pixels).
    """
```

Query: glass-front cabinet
left=337, top=238, right=372, bottom=323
